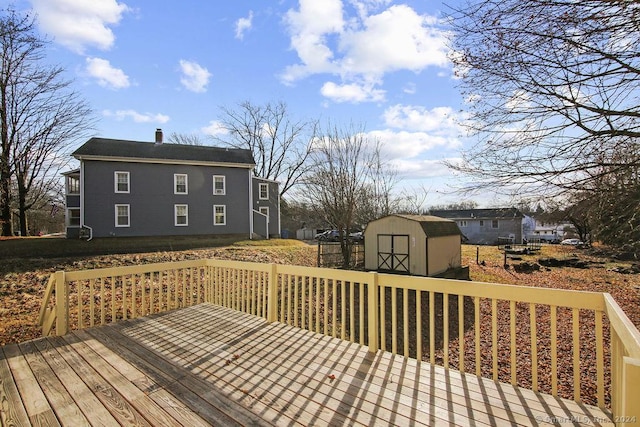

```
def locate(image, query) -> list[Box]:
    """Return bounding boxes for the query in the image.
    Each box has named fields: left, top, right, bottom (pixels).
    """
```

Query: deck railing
left=40, top=259, right=640, bottom=425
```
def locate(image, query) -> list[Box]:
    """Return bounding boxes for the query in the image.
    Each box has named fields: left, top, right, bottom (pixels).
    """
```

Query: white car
left=560, top=238, right=583, bottom=245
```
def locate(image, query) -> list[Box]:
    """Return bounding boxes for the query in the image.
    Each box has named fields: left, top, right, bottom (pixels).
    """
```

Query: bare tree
left=166, top=132, right=203, bottom=145
left=213, top=100, right=316, bottom=197
left=303, top=123, right=386, bottom=266
left=395, top=184, right=431, bottom=215
left=0, top=8, right=93, bottom=236
left=354, top=139, right=400, bottom=226
left=446, top=0, right=640, bottom=196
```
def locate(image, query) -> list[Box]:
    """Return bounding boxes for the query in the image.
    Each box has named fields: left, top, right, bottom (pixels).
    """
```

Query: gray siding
left=457, top=219, right=522, bottom=244
left=252, top=177, right=280, bottom=237
left=83, top=160, right=251, bottom=238
left=66, top=195, right=80, bottom=208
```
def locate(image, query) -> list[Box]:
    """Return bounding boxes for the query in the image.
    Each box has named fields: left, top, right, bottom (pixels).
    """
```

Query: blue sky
left=8, top=0, right=482, bottom=205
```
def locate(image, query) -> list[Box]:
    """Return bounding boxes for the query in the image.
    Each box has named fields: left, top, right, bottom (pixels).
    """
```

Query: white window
left=67, top=208, right=80, bottom=227
left=115, top=204, right=130, bottom=227
left=259, top=183, right=269, bottom=200
left=259, top=206, right=269, bottom=217
left=114, top=171, right=130, bottom=193
left=66, top=176, right=80, bottom=194
left=213, top=175, right=226, bottom=195
left=174, top=174, right=188, bottom=194
left=479, top=220, right=484, bottom=227
left=492, top=220, right=499, bottom=228
left=214, top=205, right=226, bottom=225
left=175, top=204, right=188, bottom=226
left=459, top=220, right=467, bottom=227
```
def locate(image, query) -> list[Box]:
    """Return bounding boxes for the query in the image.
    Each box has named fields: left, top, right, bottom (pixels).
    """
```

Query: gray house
left=63, top=130, right=280, bottom=239
left=430, top=208, right=524, bottom=245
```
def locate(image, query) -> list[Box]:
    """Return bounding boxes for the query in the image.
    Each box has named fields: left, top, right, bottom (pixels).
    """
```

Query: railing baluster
left=131, top=274, right=136, bottom=318
left=111, top=276, right=116, bottom=322
left=181, top=269, right=187, bottom=308
left=100, top=278, right=105, bottom=325
left=403, top=288, right=409, bottom=356
left=301, top=277, right=307, bottom=331
left=349, top=281, right=355, bottom=343
left=294, top=275, right=299, bottom=327
left=78, top=280, right=84, bottom=329
left=359, top=282, right=365, bottom=346
left=475, top=296, right=480, bottom=376
left=459, top=294, right=464, bottom=372
left=595, top=310, right=604, bottom=408
left=551, top=305, right=558, bottom=396
left=141, top=274, right=146, bottom=317
left=341, top=280, right=346, bottom=341
left=572, top=308, right=581, bottom=403
left=122, top=275, right=127, bottom=320
left=444, top=293, right=449, bottom=368
left=429, top=290, right=435, bottom=364
left=324, top=278, right=329, bottom=335
left=332, top=279, right=337, bottom=337
left=530, top=303, right=538, bottom=392
left=316, top=277, right=321, bottom=333
left=416, top=290, right=422, bottom=361
left=510, top=300, right=516, bottom=385
left=381, top=285, right=386, bottom=352
left=287, top=274, right=293, bottom=326
left=492, top=298, right=498, bottom=381
left=89, top=278, right=95, bottom=327
left=391, top=285, right=397, bottom=355
left=174, top=270, right=179, bottom=309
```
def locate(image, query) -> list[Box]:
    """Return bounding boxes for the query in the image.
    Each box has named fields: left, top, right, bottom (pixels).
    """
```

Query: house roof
left=72, top=137, right=255, bottom=167
left=430, top=207, right=524, bottom=220
left=371, top=214, right=462, bottom=237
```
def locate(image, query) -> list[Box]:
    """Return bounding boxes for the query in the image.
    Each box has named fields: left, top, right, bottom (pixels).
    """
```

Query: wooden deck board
left=1, top=303, right=613, bottom=426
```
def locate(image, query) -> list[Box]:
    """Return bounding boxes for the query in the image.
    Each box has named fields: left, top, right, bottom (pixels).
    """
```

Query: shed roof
left=430, top=207, right=524, bottom=220
left=370, top=214, right=461, bottom=237
left=73, top=137, right=255, bottom=166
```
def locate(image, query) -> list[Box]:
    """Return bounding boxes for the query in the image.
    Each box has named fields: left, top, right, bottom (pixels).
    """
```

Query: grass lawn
left=0, top=234, right=304, bottom=260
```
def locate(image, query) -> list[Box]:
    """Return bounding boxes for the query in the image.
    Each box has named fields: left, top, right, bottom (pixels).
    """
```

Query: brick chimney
left=155, top=128, right=163, bottom=144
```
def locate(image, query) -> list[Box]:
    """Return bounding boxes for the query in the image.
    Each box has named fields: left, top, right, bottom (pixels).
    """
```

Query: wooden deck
left=1, top=303, right=613, bottom=426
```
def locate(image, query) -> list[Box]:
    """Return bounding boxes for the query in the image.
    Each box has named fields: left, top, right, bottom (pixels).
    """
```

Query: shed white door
left=377, top=234, right=409, bottom=273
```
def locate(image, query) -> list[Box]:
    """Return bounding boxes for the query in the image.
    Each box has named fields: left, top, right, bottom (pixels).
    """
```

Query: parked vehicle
left=348, top=231, right=364, bottom=242
left=315, top=230, right=341, bottom=242
left=560, top=238, right=583, bottom=246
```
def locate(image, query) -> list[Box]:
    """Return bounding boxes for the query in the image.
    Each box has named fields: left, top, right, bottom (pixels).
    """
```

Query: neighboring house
left=430, top=208, right=524, bottom=245
left=63, top=130, right=280, bottom=239
left=529, top=218, right=572, bottom=242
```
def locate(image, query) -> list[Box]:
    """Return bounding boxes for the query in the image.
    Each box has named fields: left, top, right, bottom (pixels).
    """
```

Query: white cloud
left=31, top=0, right=130, bottom=53
left=85, top=57, right=130, bottom=89
left=366, top=129, right=459, bottom=160
left=103, top=109, right=169, bottom=123
left=391, top=158, right=457, bottom=178
left=282, top=2, right=450, bottom=102
left=320, top=81, right=385, bottom=103
left=201, top=120, right=229, bottom=137
left=282, top=0, right=345, bottom=82
left=339, top=5, right=449, bottom=76
left=235, top=11, right=254, bottom=40
left=179, top=60, right=212, bottom=93
left=383, top=104, right=463, bottom=133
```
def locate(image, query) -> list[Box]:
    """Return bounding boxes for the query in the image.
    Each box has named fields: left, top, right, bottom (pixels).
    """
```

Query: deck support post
left=55, top=270, right=68, bottom=336
left=367, top=272, right=379, bottom=353
left=619, top=357, right=640, bottom=426
left=266, top=263, right=278, bottom=323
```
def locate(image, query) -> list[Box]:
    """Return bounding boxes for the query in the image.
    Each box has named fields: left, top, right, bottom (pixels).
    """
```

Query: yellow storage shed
left=364, top=214, right=462, bottom=276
